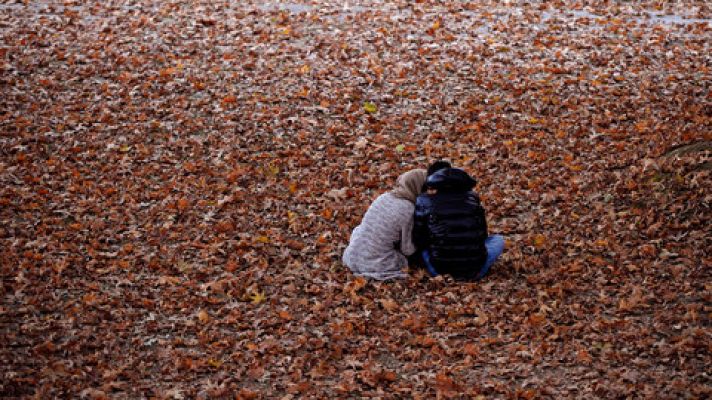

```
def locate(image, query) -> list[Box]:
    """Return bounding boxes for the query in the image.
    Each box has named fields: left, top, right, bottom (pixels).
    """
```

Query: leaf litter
left=0, top=0, right=710, bottom=398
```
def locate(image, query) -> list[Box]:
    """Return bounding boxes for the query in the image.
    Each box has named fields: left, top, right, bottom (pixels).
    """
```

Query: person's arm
left=478, top=204, right=488, bottom=237
left=399, top=216, right=417, bottom=256
left=472, top=192, right=488, bottom=237
left=413, top=195, right=431, bottom=250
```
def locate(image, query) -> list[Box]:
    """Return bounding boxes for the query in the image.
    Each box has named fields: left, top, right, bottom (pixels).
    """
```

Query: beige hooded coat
left=342, top=169, right=427, bottom=280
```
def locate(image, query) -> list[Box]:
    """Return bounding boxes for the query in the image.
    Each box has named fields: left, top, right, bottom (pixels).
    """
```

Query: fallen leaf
left=363, top=101, right=378, bottom=113
left=198, top=310, right=210, bottom=324
left=250, top=290, right=266, bottom=305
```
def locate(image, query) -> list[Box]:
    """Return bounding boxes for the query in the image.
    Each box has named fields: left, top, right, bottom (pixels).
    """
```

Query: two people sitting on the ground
left=342, top=161, right=505, bottom=281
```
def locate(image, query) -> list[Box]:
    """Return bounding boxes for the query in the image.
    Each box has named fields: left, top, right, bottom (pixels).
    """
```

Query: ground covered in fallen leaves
left=1, top=0, right=711, bottom=398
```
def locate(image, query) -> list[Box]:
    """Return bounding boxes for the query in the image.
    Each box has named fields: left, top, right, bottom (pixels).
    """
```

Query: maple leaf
left=463, top=343, right=479, bottom=356
left=264, top=162, right=280, bottom=177
left=532, top=234, right=546, bottom=248
left=379, top=298, right=399, bottom=312
left=254, top=235, right=270, bottom=244
left=249, top=290, right=266, bottom=305
left=176, top=198, right=191, bottom=211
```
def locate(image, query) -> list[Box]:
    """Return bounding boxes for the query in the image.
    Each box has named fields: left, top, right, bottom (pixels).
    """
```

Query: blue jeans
left=423, top=235, right=505, bottom=280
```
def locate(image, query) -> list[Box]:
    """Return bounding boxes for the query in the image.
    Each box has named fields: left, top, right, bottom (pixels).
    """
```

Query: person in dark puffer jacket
left=413, top=167, right=505, bottom=280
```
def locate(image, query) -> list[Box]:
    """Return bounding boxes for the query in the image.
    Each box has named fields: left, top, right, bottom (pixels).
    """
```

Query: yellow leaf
left=297, top=87, right=310, bottom=97
left=395, top=144, right=405, bottom=153
left=119, top=145, right=131, bottom=153
left=287, top=211, right=297, bottom=222
left=533, top=234, right=546, bottom=248
left=594, top=239, right=608, bottom=247
left=265, top=162, right=279, bottom=176
left=207, top=358, right=222, bottom=368
left=255, top=235, right=270, bottom=244
left=250, top=290, right=266, bottom=304
left=363, top=101, right=377, bottom=114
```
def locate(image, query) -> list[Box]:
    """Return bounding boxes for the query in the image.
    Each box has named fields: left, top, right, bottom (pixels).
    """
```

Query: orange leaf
left=198, top=310, right=210, bottom=324
left=83, top=293, right=98, bottom=305
left=577, top=349, right=592, bottom=363
left=316, top=234, right=328, bottom=245
left=288, top=181, right=298, bottom=194
left=224, top=260, right=238, bottom=273
left=159, top=67, right=175, bottom=77
left=529, top=313, right=547, bottom=326
left=176, top=198, right=191, bottom=211
left=278, top=310, right=293, bottom=320
left=236, top=389, right=259, bottom=400
left=286, top=239, right=305, bottom=250
left=434, top=373, right=459, bottom=392
left=321, top=208, right=333, bottom=220
left=463, top=343, right=479, bottom=356
left=379, top=298, right=399, bottom=312
left=380, top=370, right=397, bottom=382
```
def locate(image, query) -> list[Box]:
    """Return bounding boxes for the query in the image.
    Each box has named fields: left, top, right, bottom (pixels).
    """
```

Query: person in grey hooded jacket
left=342, top=169, right=427, bottom=280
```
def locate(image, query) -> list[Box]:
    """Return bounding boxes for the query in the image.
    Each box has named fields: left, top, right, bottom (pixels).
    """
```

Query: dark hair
left=427, top=160, right=451, bottom=176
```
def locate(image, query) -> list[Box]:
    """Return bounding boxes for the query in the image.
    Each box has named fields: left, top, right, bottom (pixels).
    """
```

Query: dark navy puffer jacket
left=413, top=168, right=488, bottom=279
